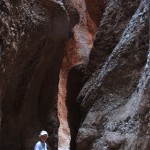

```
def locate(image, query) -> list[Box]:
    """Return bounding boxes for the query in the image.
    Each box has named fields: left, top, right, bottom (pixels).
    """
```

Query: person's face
left=40, top=135, right=48, bottom=142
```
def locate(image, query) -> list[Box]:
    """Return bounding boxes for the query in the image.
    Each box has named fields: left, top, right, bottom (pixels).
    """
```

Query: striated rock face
left=75, top=0, right=150, bottom=149
left=0, top=0, right=70, bottom=149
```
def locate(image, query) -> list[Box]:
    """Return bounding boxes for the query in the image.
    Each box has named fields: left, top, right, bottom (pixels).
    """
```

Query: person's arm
left=45, top=143, right=47, bottom=150
left=34, top=142, right=41, bottom=150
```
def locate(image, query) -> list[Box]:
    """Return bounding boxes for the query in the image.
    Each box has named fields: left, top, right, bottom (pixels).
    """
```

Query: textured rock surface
left=0, top=0, right=69, bottom=149
left=76, top=0, right=150, bottom=149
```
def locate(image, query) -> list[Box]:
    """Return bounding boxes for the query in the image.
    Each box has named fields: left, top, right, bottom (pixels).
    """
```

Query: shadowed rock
left=75, top=0, right=150, bottom=149
left=0, top=0, right=69, bottom=149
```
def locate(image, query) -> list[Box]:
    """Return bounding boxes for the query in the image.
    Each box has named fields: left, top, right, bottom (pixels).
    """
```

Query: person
left=34, top=130, right=49, bottom=150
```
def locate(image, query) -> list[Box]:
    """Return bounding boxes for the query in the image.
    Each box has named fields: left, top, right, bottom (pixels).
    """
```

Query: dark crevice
left=66, top=64, right=84, bottom=150
left=0, top=39, right=4, bottom=54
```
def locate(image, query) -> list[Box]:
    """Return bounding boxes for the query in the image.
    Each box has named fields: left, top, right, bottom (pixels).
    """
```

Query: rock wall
left=75, top=0, right=150, bottom=149
left=0, top=0, right=70, bottom=149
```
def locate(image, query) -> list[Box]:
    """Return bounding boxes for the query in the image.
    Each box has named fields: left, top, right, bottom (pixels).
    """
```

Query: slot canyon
left=0, top=0, right=149, bottom=150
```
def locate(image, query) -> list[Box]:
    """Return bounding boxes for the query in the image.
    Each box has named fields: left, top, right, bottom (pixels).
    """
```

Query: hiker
left=34, top=130, right=48, bottom=150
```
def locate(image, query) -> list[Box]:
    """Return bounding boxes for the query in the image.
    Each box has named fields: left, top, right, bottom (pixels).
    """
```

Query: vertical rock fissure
left=0, top=39, right=4, bottom=54
left=58, top=0, right=105, bottom=149
left=66, top=65, right=84, bottom=150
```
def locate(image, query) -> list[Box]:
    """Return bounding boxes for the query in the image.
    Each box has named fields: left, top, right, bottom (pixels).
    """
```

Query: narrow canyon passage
left=57, top=0, right=96, bottom=149
left=1, top=0, right=148, bottom=150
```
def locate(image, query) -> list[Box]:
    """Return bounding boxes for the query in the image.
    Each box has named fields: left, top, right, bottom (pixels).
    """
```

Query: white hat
left=39, top=130, right=48, bottom=136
